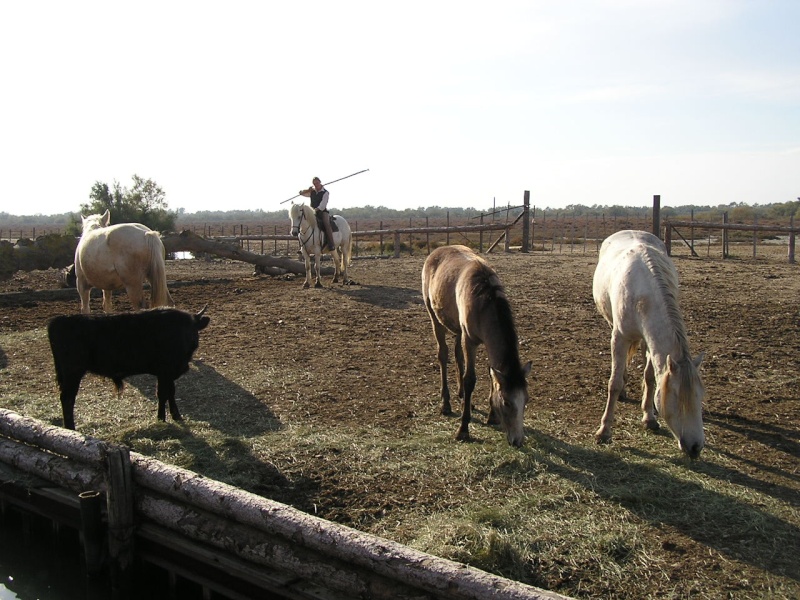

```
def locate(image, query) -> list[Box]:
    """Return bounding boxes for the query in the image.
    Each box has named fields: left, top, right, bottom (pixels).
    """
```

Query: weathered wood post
left=789, top=214, right=796, bottom=264
left=653, top=195, right=661, bottom=239
left=723, top=212, right=729, bottom=258
left=521, top=191, right=530, bottom=252
left=665, top=223, right=672, bottom=255
left=426, top=216, right=431, bottom=254
left=104, top=444, right=134, bottom=598
left=394, top=232, right=400, bottom=258
left=79, top=490, right=105, bottom=576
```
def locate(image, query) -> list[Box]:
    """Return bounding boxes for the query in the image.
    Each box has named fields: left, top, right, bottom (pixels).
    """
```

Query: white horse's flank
left=289, top=203, right=352, bottom=288
left=74, top=210, right=174, bottom=314
left=592, top=230, right=705, bottom=458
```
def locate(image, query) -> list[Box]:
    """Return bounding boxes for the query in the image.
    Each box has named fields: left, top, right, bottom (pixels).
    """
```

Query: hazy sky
left=1, top=0, right=798, bottom=216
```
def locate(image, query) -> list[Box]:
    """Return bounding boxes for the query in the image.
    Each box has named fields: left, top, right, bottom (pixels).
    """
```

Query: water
left=0, top=510, right=105, bottom=600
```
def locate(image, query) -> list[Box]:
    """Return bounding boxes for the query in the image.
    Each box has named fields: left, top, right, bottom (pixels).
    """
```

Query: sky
left=1, top=0, right=798, bottom=216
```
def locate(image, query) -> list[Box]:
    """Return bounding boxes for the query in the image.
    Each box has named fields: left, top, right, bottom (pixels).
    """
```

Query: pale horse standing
left=592, top=230, right=705, bottom=459
left=74, top=210, right=174, bottom=313
left=289, top=203, right=352, bottom=288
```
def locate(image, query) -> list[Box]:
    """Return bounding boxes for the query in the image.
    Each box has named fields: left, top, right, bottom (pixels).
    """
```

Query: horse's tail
left=340, top=220, right=353, bottom=266
left=145, top=231, right=174, bottom=308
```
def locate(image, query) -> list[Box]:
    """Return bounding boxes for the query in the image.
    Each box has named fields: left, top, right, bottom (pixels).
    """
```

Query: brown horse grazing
left=421, top=245, right=532, bottom=447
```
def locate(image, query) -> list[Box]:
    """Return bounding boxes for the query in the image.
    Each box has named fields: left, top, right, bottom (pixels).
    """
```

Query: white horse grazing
left=592, top=230, right=705, bottom=459
left=289, top=203, right=352, bottom=288
left=74, top=210, right=174, bottom=314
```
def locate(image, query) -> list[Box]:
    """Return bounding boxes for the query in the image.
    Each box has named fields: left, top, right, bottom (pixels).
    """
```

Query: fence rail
left=0, top=408, right=568, bottom=600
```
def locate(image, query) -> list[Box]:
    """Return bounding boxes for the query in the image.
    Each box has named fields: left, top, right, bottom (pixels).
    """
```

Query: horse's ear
left=489, top=367, right=503, bottom=389
left=101, top=209, right=110, bottom=226
left=693, top=352, right=705, bottom=368
left=667, top=355, right=679, bottom=374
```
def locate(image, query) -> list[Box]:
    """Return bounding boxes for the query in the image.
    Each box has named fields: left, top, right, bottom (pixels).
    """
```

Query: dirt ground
left=0, top=244, right=798, bottom=597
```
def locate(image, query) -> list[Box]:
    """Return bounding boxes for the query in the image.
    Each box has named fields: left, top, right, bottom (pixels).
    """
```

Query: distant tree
left=67, top=175, right=177, bottom=235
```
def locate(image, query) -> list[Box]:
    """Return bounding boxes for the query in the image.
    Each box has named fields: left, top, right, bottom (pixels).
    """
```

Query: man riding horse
left=299, top=177, right=335, bottom=251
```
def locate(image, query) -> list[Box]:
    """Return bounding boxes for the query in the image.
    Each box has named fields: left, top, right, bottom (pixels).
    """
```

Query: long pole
left=280, top=169, right=369, bottom=204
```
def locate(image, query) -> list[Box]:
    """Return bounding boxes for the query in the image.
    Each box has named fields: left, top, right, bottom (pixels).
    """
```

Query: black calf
left=47, top=307, right=210, bottom=430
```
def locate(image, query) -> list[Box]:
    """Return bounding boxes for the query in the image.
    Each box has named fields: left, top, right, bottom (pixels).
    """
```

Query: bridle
left=291, top=206, right=317, bottom=249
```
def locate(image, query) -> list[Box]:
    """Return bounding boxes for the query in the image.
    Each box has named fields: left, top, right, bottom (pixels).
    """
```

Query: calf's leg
left=156, top=377, right=182, bottom=422
left=58, top=375, right=83, bottom=430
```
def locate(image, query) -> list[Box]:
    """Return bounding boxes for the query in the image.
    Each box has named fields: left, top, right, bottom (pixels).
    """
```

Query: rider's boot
left=323, top=216, right=335, bottom=251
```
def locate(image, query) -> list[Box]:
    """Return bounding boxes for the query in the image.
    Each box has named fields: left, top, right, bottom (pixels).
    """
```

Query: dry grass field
left=0, top=240, right=798, bottom=599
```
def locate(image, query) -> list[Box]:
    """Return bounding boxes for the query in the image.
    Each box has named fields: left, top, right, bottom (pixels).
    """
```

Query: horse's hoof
left=595, top=429, right=612, bottom=444
left=455, top=429, right=471, bottom=442
left=302, top=283, right=310, bottom=289
left=643, top=419, right=660, bottom=431
left=314, top=282, right=323, bottom=289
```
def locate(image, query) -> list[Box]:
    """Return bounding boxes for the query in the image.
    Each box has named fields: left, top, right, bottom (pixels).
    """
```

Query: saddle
left=314, top=212, right=340, bottom=233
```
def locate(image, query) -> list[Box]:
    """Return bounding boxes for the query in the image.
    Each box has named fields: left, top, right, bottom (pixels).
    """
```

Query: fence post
left=665, top=223, right=672, bottom=255
left=104, top=444, right=134, bottom=599
left=789, top=215, right=796, bottom=264
left=653, top=195, right=661, bottom=239
left=426, top=217, right=430, bottom=254
left=723, top=212, right=729, bottom=258
left=521, top=191, right=530, bottom=252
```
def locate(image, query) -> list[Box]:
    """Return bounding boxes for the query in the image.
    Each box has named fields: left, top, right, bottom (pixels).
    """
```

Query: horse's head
left=489, top=361, right=532, bottom=448
left=81, top=210, right=111, bottom=233
left=288, top=203, right=306, bottom=238
left=658, top=353, right=705, bottom=459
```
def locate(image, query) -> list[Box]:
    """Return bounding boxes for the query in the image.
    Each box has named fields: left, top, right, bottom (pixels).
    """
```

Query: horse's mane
left=469, top=265, right=524, bottom=381
left=643, top=247, right=701, bottom=416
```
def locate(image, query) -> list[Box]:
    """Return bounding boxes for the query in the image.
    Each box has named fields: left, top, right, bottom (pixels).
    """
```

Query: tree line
left=3, top=174, right=798, bottom=232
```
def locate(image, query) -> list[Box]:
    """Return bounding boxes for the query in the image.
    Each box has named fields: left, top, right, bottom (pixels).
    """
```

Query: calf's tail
left=146, top=232, right=174, bottom=308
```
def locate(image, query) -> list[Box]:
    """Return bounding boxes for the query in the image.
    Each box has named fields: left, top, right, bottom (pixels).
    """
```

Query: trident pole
left=280, top=169, right=369, bottom=204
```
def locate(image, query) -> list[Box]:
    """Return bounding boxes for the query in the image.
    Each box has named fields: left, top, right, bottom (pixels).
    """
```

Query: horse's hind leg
left=640, top=351, right=660, bottom=431
left=331, top=249, right=341, bottom=283
left=430, top=319, right=452, bottom=414
left=77, top=284, right=92, bottom=314
left=596, top=331, right=629, bottom=444
left=102, top=290, right=114, bottom=313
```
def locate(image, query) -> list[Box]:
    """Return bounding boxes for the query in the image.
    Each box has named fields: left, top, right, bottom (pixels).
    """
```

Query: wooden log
left=160, top=230, right=333, bottom=276
left=130, top=454, right=568, bottom=600
left=136, top=495, right=428, bottom=600
left=0, top=409, right=105, bottom=465
left=0, top=438, right=105, bottom=493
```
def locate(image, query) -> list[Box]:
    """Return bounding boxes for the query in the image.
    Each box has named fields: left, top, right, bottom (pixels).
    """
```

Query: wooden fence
left=0, top=409, right=568, bottom=600
left=666, top=214, right=798, bottom=263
